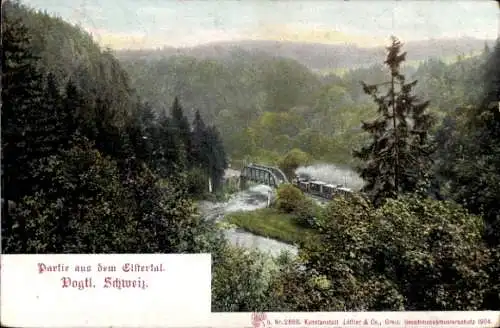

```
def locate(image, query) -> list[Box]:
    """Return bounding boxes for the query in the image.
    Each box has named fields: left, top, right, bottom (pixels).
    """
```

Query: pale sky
left=22, top=0, right=500, bottom=49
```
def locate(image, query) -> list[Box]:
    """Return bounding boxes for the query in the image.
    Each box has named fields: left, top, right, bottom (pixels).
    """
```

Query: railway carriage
left=298, top=180, right=310, bottom=192
left=322, top=184, right=336, bottom=199
left=292, top=175, right=353, bottom=200
left=336, top=187, right=352, bottom=197
left=308, top=180, right=326, bottom=196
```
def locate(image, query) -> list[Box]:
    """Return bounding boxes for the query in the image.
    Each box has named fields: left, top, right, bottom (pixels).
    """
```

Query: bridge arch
left=240, top=163, right=289, bottom=189
left=267, top=166, right=288, bottom=184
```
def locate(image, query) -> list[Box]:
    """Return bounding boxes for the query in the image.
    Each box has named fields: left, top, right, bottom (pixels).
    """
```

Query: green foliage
left=293, top=197, right=322, bottom=228
left=212, top=245, right=280, bottom=312
left=266, top=259, right=322, bottom=311
left=2, top=135, right=223, bottom=254
left=3, top=139, right=131, bottom=252
left=203, top=126, right=228, bottom=191
left=275, top=184, right=306, bottom=213
left=446, top=42, right=500, bottom=244
left=4, top=1, right=134, bottom=127
left=118, top=33, right=491, bottom=170
left=277, top=148, right=312, bottom=180
left=191, top=109, right=228, bottom=192
left=432, top=41, right=500, bottom=309
left=263, top=57, right=321, bottom=113
left=154, top=110, right=186, bottom=176
left=295, top=195, right=491, bottom=311
left=1, top=1, right=225, bottom=256
left=119, top=50, right=378, bottom=165
left=171, top=96, right=192, bottom=160
left=354, top=37, right=436, bottom=206
left=375, top=196, right=490, bottom=310
left=224, top=207, right=316, bottom=245
left=2, top=7, right=46, bottom=202
left=274, top=184, right=321, bottom=228
left=185, top=167, right=209, bottom=199
left=3, top=0, right=499, bottom=312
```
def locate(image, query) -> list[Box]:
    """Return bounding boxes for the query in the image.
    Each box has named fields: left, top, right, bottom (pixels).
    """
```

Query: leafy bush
left=185, top=167, right=209, bottom=199
left=212, top=245, right=279, bottom=311
left=277, top=148, right=312, bottom=180
left=275, top=183, right=305, bottom=213
left=374, top=196, right=490, bottom=310
left=294, top=197, right=322, bottom=229
left=293, top=194, right=491, bottom=311
left=274, top=183, right=322, bottom=228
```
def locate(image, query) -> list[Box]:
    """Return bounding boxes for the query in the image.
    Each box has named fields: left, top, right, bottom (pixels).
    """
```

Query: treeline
left=2, top=0, right=227, bottom=255
left=119, top=39, right=492, bottom=167
left=2, top=1, right=247, bottom=310
left=349, top=37, right=500, bottom=309
left=266, top=37, right=500, bottom=311
left=2, top=0, right=499, bottom=312
left=128, top=98, right=228, bottom=197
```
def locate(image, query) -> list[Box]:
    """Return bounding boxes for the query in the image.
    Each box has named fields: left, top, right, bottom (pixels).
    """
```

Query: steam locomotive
left=292, top=174, right=353, bottom=200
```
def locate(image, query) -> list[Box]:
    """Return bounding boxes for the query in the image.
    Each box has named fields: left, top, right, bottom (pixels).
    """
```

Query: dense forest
left=118, top=38, right=491, bottom=168
left=2, top=0, right=499, bottom=311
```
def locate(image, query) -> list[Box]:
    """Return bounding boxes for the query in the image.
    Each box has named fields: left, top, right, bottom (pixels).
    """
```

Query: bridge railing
left=246, top=164, right=288, bottom=184
left=268, top=167, right=288, bottom=184
left=241, top=164, right=285, bottom=188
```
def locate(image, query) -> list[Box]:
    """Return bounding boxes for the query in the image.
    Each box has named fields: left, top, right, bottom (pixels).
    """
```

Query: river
left=198, top=165, right=361, bottom=257
left=197, top=183, right=299, bottom=257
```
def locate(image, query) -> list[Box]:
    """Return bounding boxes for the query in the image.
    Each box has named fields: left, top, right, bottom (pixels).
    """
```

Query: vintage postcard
left=1, top=0, right=499, bottom=327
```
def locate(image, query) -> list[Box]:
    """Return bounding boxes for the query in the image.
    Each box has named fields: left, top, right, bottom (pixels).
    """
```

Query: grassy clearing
left=224, top=207, right=318, bottom=245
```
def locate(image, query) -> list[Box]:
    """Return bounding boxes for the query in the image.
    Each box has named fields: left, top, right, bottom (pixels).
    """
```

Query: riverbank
left=196, top=186, right=299, bottom=257
left=224, top=207, right=317, bottom=245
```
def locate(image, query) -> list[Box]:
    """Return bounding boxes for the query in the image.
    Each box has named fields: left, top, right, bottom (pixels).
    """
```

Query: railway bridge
left=239, top=163, right=289, bottom=189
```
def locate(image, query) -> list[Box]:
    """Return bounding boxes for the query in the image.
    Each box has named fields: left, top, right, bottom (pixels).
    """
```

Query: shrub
left=185, top=167, right=209, bottom=199
left=294, top=194, right=491, bottom=311
left=212, top=245, right=279, bottom=311
left=275, top=183, right=322, bottom=228
left=277, top=148, right=312, bottom=180
left=294, top=197, right=322, bottom=228
left=275, top=183, right=304, bottom=213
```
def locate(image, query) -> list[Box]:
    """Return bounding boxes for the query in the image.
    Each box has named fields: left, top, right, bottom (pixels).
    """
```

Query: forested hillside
left=116, top=37, right=488, bottom=72
left=2, top=0, right=499, bottom=313
left=119, top=43, right=491, bottom=167
left=2, top=0, right=228, bottom=254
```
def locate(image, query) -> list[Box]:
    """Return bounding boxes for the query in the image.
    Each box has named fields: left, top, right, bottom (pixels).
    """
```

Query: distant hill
left=4, top=0, right=135, bottom=125
left=115, top=37, right=492, bottom=71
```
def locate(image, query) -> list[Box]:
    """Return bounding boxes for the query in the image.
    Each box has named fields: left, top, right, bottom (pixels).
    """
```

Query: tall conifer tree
left=170, top=96, right=192, bottom=163
left=353, top=37, right=435, bottom=206
left=191, top=110, right=208, bottom=167
left=157, top=109, right=185, bottom=176
left=205, top=126, right=228, bottom=191
left=1, top=10, right=45, bottom=203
